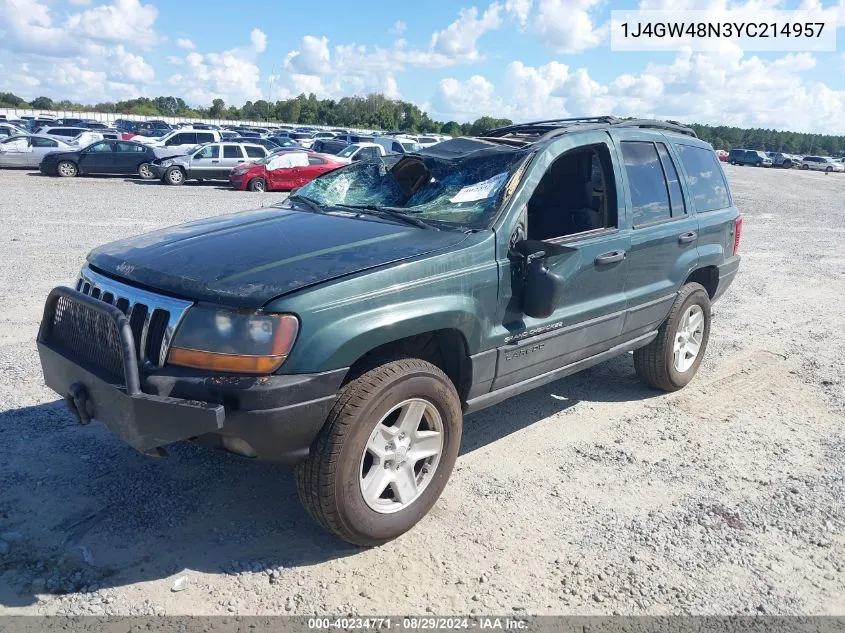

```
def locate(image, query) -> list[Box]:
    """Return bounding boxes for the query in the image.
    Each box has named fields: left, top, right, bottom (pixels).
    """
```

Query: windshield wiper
left=288, top=194, right=326, bottom=215
left=338, top=205, right=440, bottom=231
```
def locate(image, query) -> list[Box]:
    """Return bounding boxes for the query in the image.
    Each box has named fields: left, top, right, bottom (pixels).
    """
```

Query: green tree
left=30, top=96, right=54, bottom=110
left=209, top=98, right=226, bottom=118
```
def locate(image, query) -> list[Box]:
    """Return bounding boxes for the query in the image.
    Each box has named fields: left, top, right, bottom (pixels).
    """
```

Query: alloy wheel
left=359, top=398, right=444, bottom=514
left=673, top=305, right=704, bottom=373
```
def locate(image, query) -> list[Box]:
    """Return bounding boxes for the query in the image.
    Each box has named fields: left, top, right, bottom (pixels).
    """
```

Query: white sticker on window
left=449, top=172, right=508, bottom=203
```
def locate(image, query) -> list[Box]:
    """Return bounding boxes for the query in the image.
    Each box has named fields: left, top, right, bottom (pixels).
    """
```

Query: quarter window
left=308, top=156, right=325, bottom=165
left=655, top=143, right=686, bottom=217
left=675, top=144, right=731, bottom=212
left=620, top=141, right=672, bottom=226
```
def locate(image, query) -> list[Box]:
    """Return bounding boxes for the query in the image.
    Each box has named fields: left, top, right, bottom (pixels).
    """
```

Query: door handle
left=237, top=160, right=245, bottom=163
left=678, top=231, right=698, bottom=244
left=595, top=250, right=626, bottom=265
left=211, top=160, right=219, bottom=163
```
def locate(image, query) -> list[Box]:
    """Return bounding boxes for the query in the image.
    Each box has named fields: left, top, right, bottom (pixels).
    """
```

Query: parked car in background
left=288, top=132, right=316, bottom=148
left=800, top=156, right=844, bottom=172
left=269, top=137, right=304, bottom=150
left=138, top=129, right=221, bottom=152
left=227, top=137, right=281, bottom=151
left=39, top=139, right=163, bottom=179
left=40, top=126, right=97, bottom=142
left=311, top=138, right=349, bottom=154
left=373, top=136, right=420, bottom=155
left=151, top=141, right=270, bottom=185
left=335, top=142, right=387, bottom=162
left=0, top=123, right=27, bottom=138
left=727, top=149, right=772, bottom=166
left=220, top=130, right=240, bottom=140
left=136, top=121, right=172, bottom=137
left=715, top=149, right=728, bottom=162
left=338, top=133, right=376, bottom=145
left=229, top=150, right=344, bottom=192
left=52, top=118, right=86, bottom=127
left=772, top=153, right=800, bottom=169
left=0, top=135, right=73, bottom=168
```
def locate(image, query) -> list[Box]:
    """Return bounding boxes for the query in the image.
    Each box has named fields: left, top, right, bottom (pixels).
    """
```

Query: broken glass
left=293, top=142, right=532, bottom=230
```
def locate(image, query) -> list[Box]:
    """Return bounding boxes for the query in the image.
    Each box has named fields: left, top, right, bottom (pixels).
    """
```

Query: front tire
left=634, top=283, right=711, bottom=392
left=164, top=166, right=185, bottom=186
left=296, top=358, right=462, bottom=546
left=248, top=178, right=266, bottom=192
left=57, top=161, right=77, bottom=178
left=138, top=163, right=154, bottom=179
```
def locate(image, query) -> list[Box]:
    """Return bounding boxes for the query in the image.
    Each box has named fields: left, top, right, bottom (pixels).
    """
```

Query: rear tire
left=801, top=164, right=809, bottom=170
left=634, top=283, right=711, bottom=392
left=57, top=161, right=77, bottom=178
left=248, top=178, right=266, bottom=192
left=164, top=166, right=185, bottom=186
left=296, top=358, right=462, bottom=546
left=825, top=167, right=832, bottom=173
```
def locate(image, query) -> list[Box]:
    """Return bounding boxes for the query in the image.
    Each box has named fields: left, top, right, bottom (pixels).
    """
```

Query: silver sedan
left=0, top=135, right=73, bottom=168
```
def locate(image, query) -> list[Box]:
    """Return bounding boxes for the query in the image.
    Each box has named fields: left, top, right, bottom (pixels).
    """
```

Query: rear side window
left=308, top=156, right=325, bottom=165
left=223, top=145, right=243, bottom=158
left=675, top=144, right=731, bottom=212
left=244, top=146, right=265, bottom=158
left=196, top=133, right=215, bottom=144
left=31, top=137, right=57, bottom=147
left=655, top=143, right=686, bottom=217
left=620, top=141, right=672, bottom=226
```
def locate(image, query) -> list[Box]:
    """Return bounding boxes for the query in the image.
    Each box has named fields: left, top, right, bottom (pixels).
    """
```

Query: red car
left=229, top=150, right=345, bottom=192
left=716, top=149, right=728, bottom=162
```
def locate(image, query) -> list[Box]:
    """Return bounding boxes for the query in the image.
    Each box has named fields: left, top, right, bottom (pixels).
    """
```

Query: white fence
left=0, top=108, right=373, bottom=133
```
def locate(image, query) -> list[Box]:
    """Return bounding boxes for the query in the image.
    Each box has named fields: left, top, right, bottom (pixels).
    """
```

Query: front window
left=194, top=145, right=219, bottom=159
left=401, top=142, right=420, bottom=152
left=294, top=147, right=531, bottom=230
left=337, top=145, right=358, bottom=158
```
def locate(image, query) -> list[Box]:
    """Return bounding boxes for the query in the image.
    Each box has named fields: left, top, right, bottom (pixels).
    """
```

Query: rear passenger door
left=610, top=131, right=699, bottom=336
left=673, top=143, right=737, bottom=280
left=114, top=141, right=146, bottom=173
left=221, top=144, right=247, bottom=178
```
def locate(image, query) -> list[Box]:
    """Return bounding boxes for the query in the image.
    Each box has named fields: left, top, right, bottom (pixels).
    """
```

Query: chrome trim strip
left=77, top=266, right=193, bottom=368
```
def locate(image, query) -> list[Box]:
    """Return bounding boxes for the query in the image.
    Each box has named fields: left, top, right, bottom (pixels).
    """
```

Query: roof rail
left=482, top=116, right=697, bottom=141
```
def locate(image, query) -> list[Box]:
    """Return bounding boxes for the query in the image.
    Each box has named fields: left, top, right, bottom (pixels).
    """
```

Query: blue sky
left=1, top=0, right=844, bottom=133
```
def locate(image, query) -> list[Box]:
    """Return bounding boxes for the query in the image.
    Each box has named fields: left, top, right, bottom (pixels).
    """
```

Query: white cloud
left=167, top=31, right=268, bottom=105
left=390, top=20, right=407, bottom=35
left=505, top=0, right=532, bottom=26
left=250, top=28, right=267, bottom=53
left=176, top=38, right=195, bottom=50
left=68, top=0, right=92, bottom=5
left=429, top=3, right=502, bottom=63
left=534, top=0, right=607, bottom=53
left=64, top=0, right=160, bottom=47
left=284, top=35, right=331, bottom=75
left=431, top=49, right=845, bottom=134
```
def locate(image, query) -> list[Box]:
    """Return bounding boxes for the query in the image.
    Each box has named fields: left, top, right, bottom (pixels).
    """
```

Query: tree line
left=2, top=91, right=843, bottom=155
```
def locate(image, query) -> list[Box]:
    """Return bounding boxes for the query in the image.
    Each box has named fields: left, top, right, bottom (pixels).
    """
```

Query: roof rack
left=482, top=116, right=697, bottom=142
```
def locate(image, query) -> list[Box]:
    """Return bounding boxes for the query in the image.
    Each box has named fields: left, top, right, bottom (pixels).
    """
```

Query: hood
left=87, top=206, right=469, bottom=309
left=152, top=148, right=189, bottom=161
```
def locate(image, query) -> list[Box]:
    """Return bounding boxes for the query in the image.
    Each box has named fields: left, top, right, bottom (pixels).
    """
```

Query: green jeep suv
left=37, top=117, right=741, bottom=545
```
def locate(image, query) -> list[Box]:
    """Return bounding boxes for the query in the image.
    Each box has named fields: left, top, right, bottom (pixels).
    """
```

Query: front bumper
left=37, top=287, right=347, bottom=463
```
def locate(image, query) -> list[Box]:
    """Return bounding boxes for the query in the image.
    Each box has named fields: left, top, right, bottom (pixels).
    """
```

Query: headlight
left=168, top=306, right=299, bottom=374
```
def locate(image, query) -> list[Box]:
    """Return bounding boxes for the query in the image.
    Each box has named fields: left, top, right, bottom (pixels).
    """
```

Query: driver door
left=490, top=133, right=631, bottom=391
left=78, top=141, right=116, bottom=174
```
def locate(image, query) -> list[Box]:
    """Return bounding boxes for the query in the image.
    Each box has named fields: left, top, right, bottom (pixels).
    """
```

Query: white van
left=137, top=129, right=222, bottom=152
left=372, top=136, right=420, bottom=155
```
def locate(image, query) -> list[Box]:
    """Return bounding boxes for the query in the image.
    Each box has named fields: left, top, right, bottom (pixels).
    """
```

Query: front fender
left=282, top=296, right=486, bottom=374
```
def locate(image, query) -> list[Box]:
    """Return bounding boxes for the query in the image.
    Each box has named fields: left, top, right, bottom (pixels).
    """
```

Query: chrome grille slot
left=74, top=267, right=193, bottom=368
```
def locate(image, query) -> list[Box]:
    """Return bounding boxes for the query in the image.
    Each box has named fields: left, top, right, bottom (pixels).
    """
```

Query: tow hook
left=65, top=382, right=94, bottom=425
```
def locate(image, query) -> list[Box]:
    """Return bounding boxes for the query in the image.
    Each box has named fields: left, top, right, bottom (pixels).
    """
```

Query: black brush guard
left=37, top=287, right=224, bottom=453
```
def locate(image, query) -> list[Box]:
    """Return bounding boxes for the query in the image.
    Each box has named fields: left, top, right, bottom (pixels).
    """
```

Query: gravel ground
left=0, top=166, right=843, bottom=616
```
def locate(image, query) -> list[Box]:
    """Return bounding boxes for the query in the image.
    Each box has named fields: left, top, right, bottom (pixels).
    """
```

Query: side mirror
left=511, top=240, right=567, bottom=319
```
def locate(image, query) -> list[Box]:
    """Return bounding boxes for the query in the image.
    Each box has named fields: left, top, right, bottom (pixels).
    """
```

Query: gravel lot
left=0, top=166, right=843, bottom=616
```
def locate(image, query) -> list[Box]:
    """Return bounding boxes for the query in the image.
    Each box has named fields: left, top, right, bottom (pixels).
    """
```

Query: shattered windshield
left=293, top=144, right=531, bottom=230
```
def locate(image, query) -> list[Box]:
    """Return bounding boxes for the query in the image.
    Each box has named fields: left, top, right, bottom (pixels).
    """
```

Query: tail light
left=733, top=215, right=743, bottom=255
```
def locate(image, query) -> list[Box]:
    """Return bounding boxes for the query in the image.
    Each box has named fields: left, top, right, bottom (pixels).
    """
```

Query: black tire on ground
left=164, top=166, right=185, bottom=185
left=57, top=160, right=77, bottom=178
left=296, top=358, right=462, bottom=546
left=248, top=178, right=266, bottom=192
left=138, top=163, right=154, bottom=179
left=730, top=161, right=737, bottom=165
left=633, top=282, right=711, bottom=392
left=825, top=167, right=832, bottom=173
left=801, top=164, right=809, bottom=170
